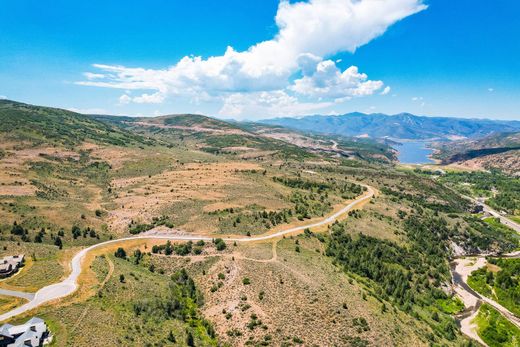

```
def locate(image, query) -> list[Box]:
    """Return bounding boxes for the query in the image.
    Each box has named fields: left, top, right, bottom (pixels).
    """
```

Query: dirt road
left=0, top=186, right=374, bottom=322
left=452, top=206, right=520, bottom=345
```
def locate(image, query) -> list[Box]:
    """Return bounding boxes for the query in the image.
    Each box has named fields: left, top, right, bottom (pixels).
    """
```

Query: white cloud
left=219, top=91, right=333, bottom=119
left=380, top=86, right=391, bottom=95
left=290, top=61, right=384, bottom=98
left=118, top=94, right=131, bottom=105
left=83, top=72, right=105, bottom=80
left=77, top=0, right=426, bottom=116
left=131, top=92, right=165, bottom=104
left=0, top=95, right=7, bottom=100
left=411, top=96, right=423, bottom=101
left=119, top=92, right=165, bottom=104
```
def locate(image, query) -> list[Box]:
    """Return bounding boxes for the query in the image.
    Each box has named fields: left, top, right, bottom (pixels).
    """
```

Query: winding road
left=0, top=186, right=375, bottom=322
left=4, top=182, right=514, bottom=346
left=452, top=202, right=520, bottom=346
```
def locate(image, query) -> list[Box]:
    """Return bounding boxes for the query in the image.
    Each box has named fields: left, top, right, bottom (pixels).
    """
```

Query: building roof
left=0, top=316, right=48, bottom=345
left=0, top=255, right=24, bottom=272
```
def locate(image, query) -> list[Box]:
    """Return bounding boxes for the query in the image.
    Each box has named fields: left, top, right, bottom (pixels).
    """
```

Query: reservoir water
left=395, top=141, right=434, bottom=164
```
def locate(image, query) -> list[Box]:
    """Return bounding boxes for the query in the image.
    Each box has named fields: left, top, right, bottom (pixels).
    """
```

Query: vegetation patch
left=474, top=304, right=520, bottom=347
left=468, top=258, right=520, bottom=316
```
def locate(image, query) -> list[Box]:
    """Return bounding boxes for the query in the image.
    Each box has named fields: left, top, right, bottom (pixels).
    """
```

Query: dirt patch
left=108, top=161, right=265, bottom=233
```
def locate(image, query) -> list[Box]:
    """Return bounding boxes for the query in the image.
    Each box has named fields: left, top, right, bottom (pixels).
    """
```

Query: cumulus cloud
left=77, top=0, right=426, bottom=116
left=291, top=61, right=384, bottom=98
left=219, top=91, right=333, bottom=119
left=380, top=86, right=391, bottom=95
left=119, top=92, right=165, bottom=105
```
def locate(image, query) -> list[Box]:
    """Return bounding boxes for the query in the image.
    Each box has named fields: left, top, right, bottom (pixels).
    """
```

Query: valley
left=2, top=2, right=519, bottom=346
left=0, top=100, right=519, bottom=346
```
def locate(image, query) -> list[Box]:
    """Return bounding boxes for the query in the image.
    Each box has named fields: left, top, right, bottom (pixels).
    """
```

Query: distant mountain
left=259, top=113, right=520, bottom=140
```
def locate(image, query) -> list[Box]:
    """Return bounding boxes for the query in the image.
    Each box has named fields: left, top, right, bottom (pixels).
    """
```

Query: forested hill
left=260, top=113, right=520, bottom=140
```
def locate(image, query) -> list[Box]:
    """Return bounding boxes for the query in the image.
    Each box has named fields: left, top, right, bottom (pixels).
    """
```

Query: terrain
left=0, top=99, right=519, bottom=346
left=433, top=132, right=520, bottom=175
left=260, top=112, right=520, bottom=140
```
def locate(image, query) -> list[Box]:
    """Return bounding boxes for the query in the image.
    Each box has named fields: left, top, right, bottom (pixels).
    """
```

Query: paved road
left=481, top=203, right=520, bottom=233
left=457, top=191, right=520, bottom=233
left=0, top=186, right=374, bottom=322
left=0, top=288, right=35, bottom=301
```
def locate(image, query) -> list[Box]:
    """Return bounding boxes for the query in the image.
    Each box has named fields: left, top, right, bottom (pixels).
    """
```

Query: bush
left=114, top=247, right=127, bottom=259
left=214, top=238, right=227, bottom=251
left=54, top=236, right=63, bottom=249
left=11, top=222, right=26, bottom=236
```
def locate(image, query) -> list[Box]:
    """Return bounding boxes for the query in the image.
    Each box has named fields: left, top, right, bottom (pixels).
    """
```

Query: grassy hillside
left=2, top=100, right=520, bottom=346
left=0, top=100, right=148, bottom=147
left=95, top=113, right=396, bottom=162
left=94, top=112, right=318, bottom=161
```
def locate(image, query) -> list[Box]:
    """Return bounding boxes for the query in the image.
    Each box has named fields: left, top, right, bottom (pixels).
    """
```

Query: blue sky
left=0, top=0, right=519, bottom=120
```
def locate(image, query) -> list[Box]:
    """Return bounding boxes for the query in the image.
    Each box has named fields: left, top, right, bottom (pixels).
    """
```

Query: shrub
left=54, top=236, right=63, bottom=249
left=214, top=238, right=227, bottom=251
left=114, top=247, right=127, bottom=259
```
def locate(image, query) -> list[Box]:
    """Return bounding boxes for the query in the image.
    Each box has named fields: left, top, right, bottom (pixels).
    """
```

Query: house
left=0, top=255, right=24, bottom=279
left=0, top=317, right=51, bottom=347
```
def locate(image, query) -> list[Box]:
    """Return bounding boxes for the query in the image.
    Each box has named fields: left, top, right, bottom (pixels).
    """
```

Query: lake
left=395, top=141, right=434, bottom=164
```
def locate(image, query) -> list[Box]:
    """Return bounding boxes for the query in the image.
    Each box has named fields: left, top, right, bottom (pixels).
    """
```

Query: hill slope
left=434, top=132, right=520, bottom=175
left=0, top=100, right=148, bottom=147
left=93, top=112, right=396, bottom=162
left=260, top=112, right=520, bottom=140
left=1, top=100, right=519, bottom=346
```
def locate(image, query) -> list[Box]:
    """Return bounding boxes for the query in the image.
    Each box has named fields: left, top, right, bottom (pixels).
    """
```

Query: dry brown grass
left=108, top=161, right=288, bottom=234
left=0, top=242, right=70, bottom=292
left=0, top=295, right=27, bottom=314
left=143, top=238, right=430, bottom=346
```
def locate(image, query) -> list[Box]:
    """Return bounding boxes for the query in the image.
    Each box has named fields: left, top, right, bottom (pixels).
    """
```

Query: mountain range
left=259, top=113, right=520, bottom=140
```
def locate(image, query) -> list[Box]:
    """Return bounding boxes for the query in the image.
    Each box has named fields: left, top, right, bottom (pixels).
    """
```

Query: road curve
left=0, top=186, right=374, bottom=322
left=452, top=204, right=520, bottom=345
left=0, top=288, right=34, bottom=301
